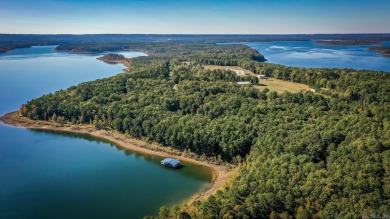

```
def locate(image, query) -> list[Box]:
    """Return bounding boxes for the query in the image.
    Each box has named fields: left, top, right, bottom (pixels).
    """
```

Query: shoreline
left=0, top=111, right=231, bottom=204
left=368, top=47, right=390, bottom=57
left=54, top=47, right=156, bottom=57
left=97, top=57, right=133, bottom=71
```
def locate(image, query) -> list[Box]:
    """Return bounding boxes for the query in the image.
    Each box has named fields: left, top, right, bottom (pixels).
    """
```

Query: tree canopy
left=19, top=42, right=390, bottom=218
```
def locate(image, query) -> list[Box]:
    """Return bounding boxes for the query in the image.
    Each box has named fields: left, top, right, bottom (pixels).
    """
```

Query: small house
left=161, top=158, right=181, bottom=168
left=257, top=75, right=267, bottom=79
left=243, top=70, right=251, bottom=76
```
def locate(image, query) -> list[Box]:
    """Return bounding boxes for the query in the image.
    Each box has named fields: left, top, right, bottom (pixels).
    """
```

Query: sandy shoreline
left=0, top=111, right=231, bottom=204
left=97, top=57, right=133, bottom=71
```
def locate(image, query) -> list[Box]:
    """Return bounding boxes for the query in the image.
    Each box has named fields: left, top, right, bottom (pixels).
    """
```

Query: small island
left=98, top=53, right=125, bottom=61
left=316, top=40, right=390, bottom=57
left=97, top=53, right=132, bottom=70
left=369, top=46, right=390, bottom=57
left=316, top=40, right=381, bottom=46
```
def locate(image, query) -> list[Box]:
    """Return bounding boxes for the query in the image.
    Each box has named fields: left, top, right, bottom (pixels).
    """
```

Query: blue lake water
left=0, top=46, right=147, bottom=115
left=246, top=41, right=390, bottom=72
left=0, top=46, right=212, bottom=219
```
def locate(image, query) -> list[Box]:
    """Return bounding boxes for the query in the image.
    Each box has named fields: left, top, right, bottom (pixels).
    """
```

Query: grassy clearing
left=204, top=65, right=311, bottom=93
left=255, top=78, right=311, bottom=93
left=203, top=65, right=246, bottom=71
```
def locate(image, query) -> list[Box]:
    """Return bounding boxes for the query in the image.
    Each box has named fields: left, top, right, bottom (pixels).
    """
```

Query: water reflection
left=29, top=128, right=213, bottom=182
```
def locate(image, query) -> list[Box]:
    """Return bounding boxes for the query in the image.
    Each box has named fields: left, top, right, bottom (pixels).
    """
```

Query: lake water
left=0, top=46, right=147, bottom=115
left=0, top=46, right=212, bottom=219
left=246, top=41, right=390, bottom=72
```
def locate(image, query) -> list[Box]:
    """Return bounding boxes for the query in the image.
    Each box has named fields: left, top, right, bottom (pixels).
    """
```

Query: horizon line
left=1, top=33, right=390, bottom=35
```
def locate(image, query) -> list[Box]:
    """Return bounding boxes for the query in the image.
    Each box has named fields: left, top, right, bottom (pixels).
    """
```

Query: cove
left=0, top=46, right=212, bottom=219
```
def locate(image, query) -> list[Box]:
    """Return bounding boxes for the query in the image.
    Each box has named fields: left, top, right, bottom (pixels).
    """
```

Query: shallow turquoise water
left=0, top=46, right=212, bottom=219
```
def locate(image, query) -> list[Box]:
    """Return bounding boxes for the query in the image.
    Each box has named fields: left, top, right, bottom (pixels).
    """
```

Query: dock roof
left=161, top=158, right=181, bottom=167
left=237, top=81, right=251, bottom=85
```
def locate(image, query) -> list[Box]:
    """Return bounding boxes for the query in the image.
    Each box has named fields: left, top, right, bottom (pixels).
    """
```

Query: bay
left=0, top=46, right=146, bottom=115
left=0, top=46, right=212, bottom=219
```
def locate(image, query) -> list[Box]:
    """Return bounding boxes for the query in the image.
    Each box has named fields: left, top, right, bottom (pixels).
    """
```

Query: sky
left=0, top=0, right=389, bottom=34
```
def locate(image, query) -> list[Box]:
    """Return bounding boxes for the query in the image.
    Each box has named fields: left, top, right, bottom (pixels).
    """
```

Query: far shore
left=54, top=47, right=156, bottom=57
left=0, top=111, right=232, bottom=204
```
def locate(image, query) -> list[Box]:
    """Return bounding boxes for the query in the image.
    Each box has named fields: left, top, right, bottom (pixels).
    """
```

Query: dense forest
left=19, top=42, right=389, bottom=218
left=99, top=53, right=126, bottom=61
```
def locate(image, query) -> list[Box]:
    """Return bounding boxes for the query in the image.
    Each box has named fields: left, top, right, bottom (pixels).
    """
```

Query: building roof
left=237, top=81, right=251, bottom=85
left=161, top=158, right=181, bottom=166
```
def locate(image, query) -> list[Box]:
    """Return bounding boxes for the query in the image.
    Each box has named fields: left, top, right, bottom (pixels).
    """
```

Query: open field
left=203, top=65, right=246, bottom=71
left=256, top=78, right=311, bottom=93
left=204, top=65, right=311, bottom=93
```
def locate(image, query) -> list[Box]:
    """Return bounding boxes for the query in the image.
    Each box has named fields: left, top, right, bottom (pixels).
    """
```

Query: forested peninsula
left=2, top=42, right=389, bottom=219
left=97, top=54, right=133, bottom=71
